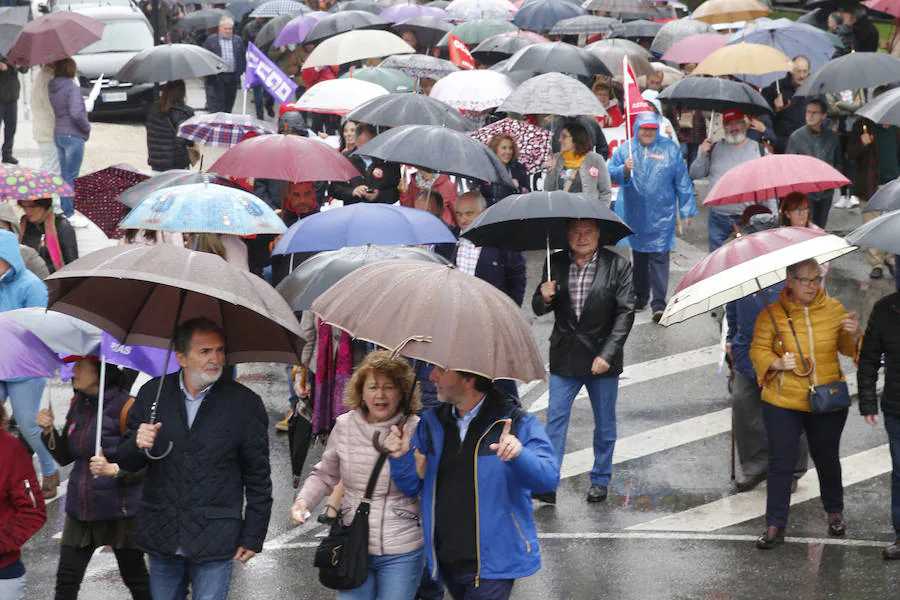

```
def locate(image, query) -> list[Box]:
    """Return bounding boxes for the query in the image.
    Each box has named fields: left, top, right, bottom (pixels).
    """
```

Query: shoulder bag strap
left=363, top=452, right=388, bottom=503
left=780, top=302, right=815, bottom=389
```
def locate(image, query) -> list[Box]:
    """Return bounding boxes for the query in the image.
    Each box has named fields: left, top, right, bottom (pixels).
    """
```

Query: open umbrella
left=0, top=317, right=64, bottom=380
left=209, top=134, right=360, bottom=183
left=381, top=3, right=448, bottom=22
left=1, top=308, right=102, bottom=357
left=119, top=182, right=287, bottom=236
left=512, top=0, right=584, bottom=32
left=471, top=33, right=535, bottom=64
left=332, top=0, right=383, bottom=13
left=250, top=0, right=309, bottom=17
left=582, top=0, right=661, bottom=16
left=0, top=6, right=29, bottom=59
left=0, top=164, right=72, bottom=201
left=272, top=203, right=457, bottom=254
left=117, top=170, right=245, bottom=209
left=310, top=260, right=545, bottom=382
left=256, top=11, right=309, bottom=48
left=177, top=112, right=276, bottom=147
left=470, top=118, right=552, bottom=175
left=277, top=244, right=449, bottom=310
left=650, top=17, right=716, bottom=57
left=846, top=209, right=900, bottom=255
left=796, top=52, right=900, bottom=97
left=171, top=8, right=234, bottom=32
left=391, top=16, right=454, bottom=50
left=861, top=178, right=900, bottom=213
left=703, top=154, right=850, bottom=206
left=658, top=76, right=774, bottom=116
left=864, top=0, right=900, bottom=17
left=429, top=69, right=516, bottom=110
left=498, top=71, right=606, bottom=117
left=857, top=87, right=900, bottom=128
left=549, top=15, right=623, bottom=36
left=303, top=29, right=414, bottom=68
left=660, top=227, right=855, bottom=326
left=354, top=124, right=518, bottom=185
left=445, top=0, right=518, bottom=20
left=116, top=43, right=227, bottom=84
left=380, top=54, right=460, bottom=79
left=304, top=10, right=389, bottom=44
left=346, top=93, right=476, bottom=130
left=292, top=78, right=389, bottom=114
left=341, top=66, right=416, bottom=93
left=504, top=41, right=611, bottom=77
left=74, top=164, right=150, bottom=239
left=613, top=19, right=662, bottom=39
left=273, top=11, right=329, bottom=47
left=437, top=19, right=519, bottom=46
left=693, top=42, right=791, bottom=77
left=660, top=32, right=727, bottom=64
left=692, top=0, right=770, bottom=24
left=7, top=11, right=105, bottom=67
left=585, top=39, right=653, bottom=77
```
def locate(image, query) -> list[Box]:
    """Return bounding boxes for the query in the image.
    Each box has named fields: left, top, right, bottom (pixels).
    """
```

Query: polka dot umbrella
left=0, top=164, right=73, bottom=202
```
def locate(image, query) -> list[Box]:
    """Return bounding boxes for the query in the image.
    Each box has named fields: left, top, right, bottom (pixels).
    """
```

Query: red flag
left=622, top=57, right=652, bottom=137
left=448, top=34, right=475, bottom=70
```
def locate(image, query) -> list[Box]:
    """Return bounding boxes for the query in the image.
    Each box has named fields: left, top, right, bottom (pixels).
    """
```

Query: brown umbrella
left=310, top=260, right=545, bottom=383
left=693, top=43, right=790, bottom=77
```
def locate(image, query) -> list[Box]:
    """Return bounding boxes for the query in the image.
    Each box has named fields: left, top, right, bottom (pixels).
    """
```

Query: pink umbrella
left=864, top=0, right=900, bottom=17
left=660, top=32, right=727, bottom=64
left=703, top=154, right=850, bottom=207
left=209, top=134, right=361, bottom=183
left=7, top=12, right=105, bottom=67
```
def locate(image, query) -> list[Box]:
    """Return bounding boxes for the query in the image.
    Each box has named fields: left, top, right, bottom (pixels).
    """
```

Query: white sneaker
left=848, top=195, right=860, bottom=208
left=833, top=195, right=849, bottom=209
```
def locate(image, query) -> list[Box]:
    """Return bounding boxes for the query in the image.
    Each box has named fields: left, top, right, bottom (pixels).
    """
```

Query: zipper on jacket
left=472, top=419, right=508, bottom=588
left=804, top=307, right=818, bottom=386
left=430, top=478, right=438, bottom=579
left=510, top=512, right=531, bottom=552
left=24, top=479, right=36, bottom=508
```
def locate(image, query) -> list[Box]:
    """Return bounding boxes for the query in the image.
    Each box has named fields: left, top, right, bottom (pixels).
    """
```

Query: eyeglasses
left=791, top=275, right=822, bottom=286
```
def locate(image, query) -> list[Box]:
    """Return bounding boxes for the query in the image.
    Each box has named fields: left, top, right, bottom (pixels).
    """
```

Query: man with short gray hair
left=203, top=17, right=246, bottom=113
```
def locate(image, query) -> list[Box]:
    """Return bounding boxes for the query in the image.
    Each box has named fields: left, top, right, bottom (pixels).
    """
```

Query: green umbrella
left=340, top=66, right=416, bottom=93
left=436, top=19, right=519, bottom=47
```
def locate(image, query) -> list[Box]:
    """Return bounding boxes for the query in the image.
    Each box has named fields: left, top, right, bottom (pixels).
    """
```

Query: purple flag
left=244, top=41, right=298, bottom=104
left=101, top=333, right=180, bottom=377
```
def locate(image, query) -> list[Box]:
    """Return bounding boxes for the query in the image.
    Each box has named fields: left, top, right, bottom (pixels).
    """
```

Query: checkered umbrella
left=177, top=112, right=276, bottom=148
left=469, top=118, right=551, bottom=175
left=379, top=54, right=459, bottom=80
left=74, top=164, right=150, bottom=239
left=250, top=0, right=308, bottom=18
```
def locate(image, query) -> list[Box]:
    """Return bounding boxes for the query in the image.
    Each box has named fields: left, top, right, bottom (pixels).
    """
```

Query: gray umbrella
left=277, top=244, right=450, bottom=311
left=499, top=72, right=607, bottom=117
left=0, top=6, right=29, bottom=58
left=582, top=0, right=662, bottom=16
left=116, top=44, right=226, bottom=84
left=346, top=93, right=476, bottom=131
left=172, top=8, right=234, bottom=32
left=797, top=53, right=900, bottom=97
left=550, top=15, right=623, bottom=36
left=612, top=18, right=663, bottom=39
left=585, top=39, right=653, bottom=77
left=503, top=41, right=611, bottom=77
left=857, top=88, right=900, bottom=128
left=650, top=17, right=716, bottom=56
left=658, top=76, right=774, bottom=116
left=846, top=210, right=900, bottom=255
left=472, top=34, right=535, bottom=64
left=862, top=179, right=900, bottom=213
left=331, top=0, right=383, bottom=14
left=391, top=16, right=453, bottom=50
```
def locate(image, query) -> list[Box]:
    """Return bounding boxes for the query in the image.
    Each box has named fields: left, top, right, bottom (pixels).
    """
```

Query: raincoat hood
left=0, top=203, right=21, bottom=238
left=632, top=112, right=661, bottom=141
left=0, top=229, right=24, bottom=282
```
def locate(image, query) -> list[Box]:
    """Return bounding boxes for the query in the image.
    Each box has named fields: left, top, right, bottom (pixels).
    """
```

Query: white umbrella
left=303, top=29, right=415, bottom=68
left=445, top=0, right=517, bottom=20
left=429, top=69, right=516, bottom=111
left=293, top=78, right=389, bottom=115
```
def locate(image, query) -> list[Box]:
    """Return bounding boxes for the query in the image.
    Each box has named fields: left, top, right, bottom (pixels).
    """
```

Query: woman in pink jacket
left=291, top=351, right=423, bottom=600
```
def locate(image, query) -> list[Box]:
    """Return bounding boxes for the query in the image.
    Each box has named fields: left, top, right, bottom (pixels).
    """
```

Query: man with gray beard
left=690, top=108, right=776, bottom=251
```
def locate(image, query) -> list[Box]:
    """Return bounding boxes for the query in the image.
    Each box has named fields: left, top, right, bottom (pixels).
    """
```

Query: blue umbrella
left=119, top=182, right=286, bottom=236
left=0, top=317, right=63, bottom=380
left=512, top=0, right=584, bottom=33
left=728, top=18, right=837, bottom=88
left=272, top=204, right=457, bottom=254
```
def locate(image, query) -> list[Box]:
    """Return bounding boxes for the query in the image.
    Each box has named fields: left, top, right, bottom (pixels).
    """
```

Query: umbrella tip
left=389, top=335, right=432, bottom=360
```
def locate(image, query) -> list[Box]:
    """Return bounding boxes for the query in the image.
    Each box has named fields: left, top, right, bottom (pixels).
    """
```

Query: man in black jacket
left=531, top=219, right=634, bottom=504
left=843, top=6, right=879, bottom=53
left=330, top=123, right=401, bottom=205
left=117, top=317, right=272, bottom=599
left=761, top=56, right=810, bottom=154
left=858, top=291, right=900, bottom=559
left=202, top=17, right=246, bottom=113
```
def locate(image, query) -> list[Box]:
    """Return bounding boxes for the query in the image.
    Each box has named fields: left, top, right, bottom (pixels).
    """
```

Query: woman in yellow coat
left=750, top=258, right=861, bottom=549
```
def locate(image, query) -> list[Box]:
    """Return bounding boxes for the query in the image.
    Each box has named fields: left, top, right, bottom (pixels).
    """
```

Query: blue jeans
left=547, top=374, right=618, bottom=486
left=885, top=413, right=900, bottom=538
left=0, top=378, right=56, bottom=477
left=148, top=555, right=233, bottom=600
left=632, top=251, right=669, bottom=312
left=707, top=210, right=740, bottom=252
left=0, top=573, right=25, bottom=600
left=54, top=134, right=85, bottom=217
left=338, top=548, right=425, bottom=600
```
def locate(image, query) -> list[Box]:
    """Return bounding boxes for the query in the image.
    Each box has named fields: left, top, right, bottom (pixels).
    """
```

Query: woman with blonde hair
left=478, top=133, right=530, bottom=206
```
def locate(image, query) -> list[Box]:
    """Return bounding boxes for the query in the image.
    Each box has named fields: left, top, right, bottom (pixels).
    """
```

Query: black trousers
left=214, top=73, right=238, bottom=113
left=0, top=101, right=16, bottom=157
left=55, top=544, right=151, bottom=600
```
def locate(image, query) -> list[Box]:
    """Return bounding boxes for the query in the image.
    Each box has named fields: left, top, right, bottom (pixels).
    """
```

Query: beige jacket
left=31, top=66, right=55, bottom=143
left=298, top=410, right=423, bottom=556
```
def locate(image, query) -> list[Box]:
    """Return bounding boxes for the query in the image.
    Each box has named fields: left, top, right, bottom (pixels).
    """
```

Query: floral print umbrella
left=470, top=118, right=551, bottom=175
left=1, top=164, right=73, bottom=202
left=74, top=164, right=150, bottom=239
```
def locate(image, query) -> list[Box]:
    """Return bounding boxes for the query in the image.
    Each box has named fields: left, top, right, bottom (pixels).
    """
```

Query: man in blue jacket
left=385, top=368, right=558, bottom=600
left=609, top=112, right=696, bottom=323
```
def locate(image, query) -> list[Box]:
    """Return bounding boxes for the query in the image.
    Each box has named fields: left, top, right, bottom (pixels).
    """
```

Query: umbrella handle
left=144, top=288, right=186, bottom=462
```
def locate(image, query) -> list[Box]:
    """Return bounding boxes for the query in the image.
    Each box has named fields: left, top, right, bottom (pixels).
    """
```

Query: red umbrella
left=209, top=134, right=361, bottom=183
left=703, top=154, right=850, bottom=207
left=864, top=0, right=900, bottom=18
left=74, top=164, right=149, bottom=239
left=7, top=12, right=105, bottom=68
left=660, top=33, right=727, bottom=65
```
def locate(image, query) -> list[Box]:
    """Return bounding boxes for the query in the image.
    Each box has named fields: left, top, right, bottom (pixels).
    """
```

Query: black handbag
left=781, top=304, right=852, bottom=414
left=313, top=452, right=387, bottom=590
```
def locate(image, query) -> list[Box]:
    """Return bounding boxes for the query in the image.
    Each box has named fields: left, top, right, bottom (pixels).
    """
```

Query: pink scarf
left=313, top=319, right=354, bottom=436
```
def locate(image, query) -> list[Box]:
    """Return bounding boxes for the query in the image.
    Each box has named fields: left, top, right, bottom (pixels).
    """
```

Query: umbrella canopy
left=437, top=19, right=519, bottom=46
left=512, top=0, right=584, bottom=32
left=796, top=53, right=900, bottom=97
left=355, top=124, right=517, bottom=184
left=703, top=154, right=850, bottom=206
left=445, top=0, right=518, bottom=20
left=303, top=29, right=414, bottom=68
left=332, top=0, right=383, bottom=13
left=582, top=0, right=661, bottom=16
left=692, top=0, right=770, bottom=24
left=471, top=33, right=535, bottom=64
left=119, top=182, right=286, bottom=236
left=498, top=71, right=607, bottom=117
left=277, top=244, right=450, bottom=311
left=292, top=78, right=389, bottom=114
left=864, top=0, right=900, bottom=17
left=657, top=76, right=773, bottom=116
left=304, top=10, right=389, bottom=44
left=861, top=178, right=900, bottom=213
left=310, top=260, right=545, bottom=382
left=116, top=43, right=226, bottom=84
left=0, top=6, right=29, bottom=58
left=7, top=11, right=105, bottom=67
left=857, top=87, right=900, bottom=128
left=585, top=39, right=653, bottom=77
left=612, top=18, right=662, bottom=39
left=273, top=203, right=457, bottom=254
left=74, top=164, right=149, bottom=239
left=172, top=8, right=234, bottom=32
left=429, top=69, right=516, bottom=110
left=661, top=227, right=855, bottom=326
left=650, top=17, right=716, bottom=56
left=846, top=210, right=900, bottom=255
left=0, top=317, right=63, bottom=380
left=0, top=164, right=72, bottom=201
left=117, top=170, right=245, bottom=209
left=177, top=112, right=276, bottom=147
left=426, top=0, right=452, bottom=6
left=210, top=134, right=360, bottom=183
left=391, top=16, right=454, bottom=49
left=550, top=15, right=623, bottom=35
left=273, top=11, right=329, bottom=46
left=660, top=32, right=727, bottom=64
left=341, top=66, right=416, bottom=93
left=256, top=11, right=308, bottom=48
left=46, top=244, right=303, bottom=365
left=693, top=43, right=791, bottom=77
left=250, top=0, right=309, bottom=17
left=641, top=62, right=684, bottom=88
left=346, top=93, right=476, bottom=130
left=1, top=307, right=102, bottom=356
left=469, top=118, right=552, bottom=175
left=504, top=41, right=611, bottom=77
left=381, top=3, right=448, bottom=22
left=380, top=54, right=460, bottom=79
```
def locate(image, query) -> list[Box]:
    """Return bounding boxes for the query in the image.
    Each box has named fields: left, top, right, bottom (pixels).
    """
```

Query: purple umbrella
left=0, top=164, right=73, bottom=202
left=0, top=318, right=63, bottom=379
left=273, top=11, right=328, bottom=47
left=380, top=3, right=447, bottom=24
left=101, top=333, right=180, bottom=378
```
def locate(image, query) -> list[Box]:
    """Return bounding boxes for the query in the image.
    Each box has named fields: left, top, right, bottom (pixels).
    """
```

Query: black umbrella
left=392, top=16, right=453, bottom=50
left=0, top=6, right=29, bottom=58
left=658, top=76, right=774, bottom=116
left=117, top=170, right=245, bottom=208
left=549, top=15, right=624, bottom=36
left=304, top=10, right=389, bottom=44
left=797, top=7, right=828, bottom=29
left=346, top=93, right=476, bottom=131
left=612, top=18, right=663, bottom=39
left=330, top=0, right=382, bottom=14
left=846, top=210, right=900, bottom=255
left=255, top=11, right=308, bottom=49
left=862, top=179, right=900, bottom=213
left=854, top=87, right=900, bottom=127
left=461, top=190, right=633, bottom=277
left=116, top=43, right=226, bottom=84
left=276, top=244, right=450, bottom=311
left=503, top=41, right=611, bottom=78
left=796, top=53, right=900, bottom=97
left=471, top=34, right=534, bottom=65
left=287, top=392, right=313, bottom=487
left=172, top=8, right=234, bottom=32
left=582, top=0, right=662, bottom=16
left=354, top=125, right=517, bottom=186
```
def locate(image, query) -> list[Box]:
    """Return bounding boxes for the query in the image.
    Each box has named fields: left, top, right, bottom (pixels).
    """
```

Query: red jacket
left=0, top=430, right=46, bottom=570
left=399, top=173, right=459, bottom=228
